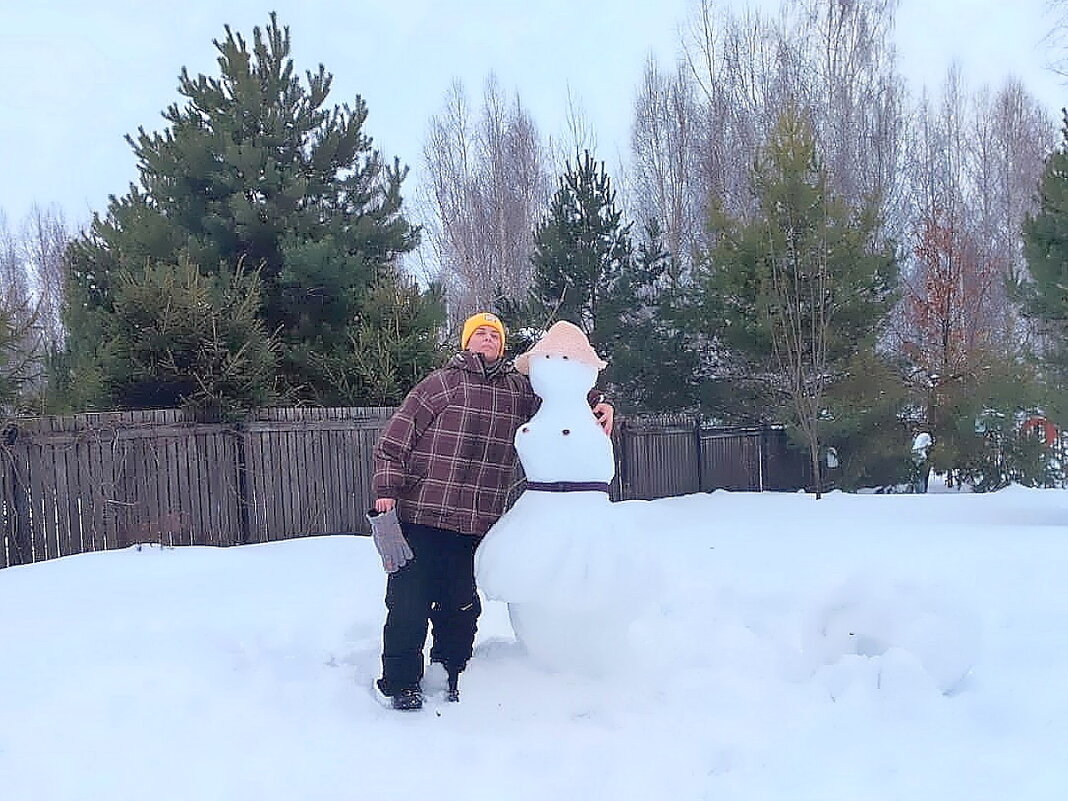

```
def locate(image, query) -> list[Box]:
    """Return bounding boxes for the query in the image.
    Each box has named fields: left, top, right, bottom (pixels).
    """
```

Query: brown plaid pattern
left=373, top=351, right=538, bottom=536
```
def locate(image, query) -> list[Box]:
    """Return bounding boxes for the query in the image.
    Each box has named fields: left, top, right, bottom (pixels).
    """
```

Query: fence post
left=693, top=417, right=704, bottom=492
left=615, top=419, right=629, bottom=500
left=1, top=422, right=29, bottom=567
left=758, top=424, right=769, bottom=491
left=232, top=421, right=252, bottom=546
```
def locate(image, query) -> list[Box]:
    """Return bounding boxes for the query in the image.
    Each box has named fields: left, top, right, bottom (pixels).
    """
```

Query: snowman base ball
left=508, top=600, right=634, bottom=677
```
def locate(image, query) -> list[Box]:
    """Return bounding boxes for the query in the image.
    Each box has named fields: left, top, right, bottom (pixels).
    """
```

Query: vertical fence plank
left=311, top=412, right=330, bottom=534
left=295, top=409, right=311, bottom=536
left=75, top=428, right=97, bottom=553
left=112, top=428, right=136, bottom=548
left=346, top=414, right=362, bottom=531
left=173, top=422, right=192, bottom=546
left=61, top=429, right=83, bottom=555
left=319, top=416, right=336, bottom=534
left=284, top=409, right=301, bottom=538
left=0, top=427, right=16, bottom=569
left=200, top=428, right=220, bottom=545
left=263, top=416, right=282, bottom=541
left=46, top=419, right=67, bottom=557
left=24, top=439, right=47, bottom=561
left=95, top=429, right=115, bottom=550
left=189, top=430, right=208, bottom=546
left=160, top=427, right=178, bottom=547
left=12, top=439, right=32, bottom=565
left=0, top=446, right=9, bottom=569
left=247, top=425, right=267, bottom=544
left=299, top=411, right=313, bottom=535
left=221, top=426, right=241, bottom=545
left=143, top=424, right=161, bottom=543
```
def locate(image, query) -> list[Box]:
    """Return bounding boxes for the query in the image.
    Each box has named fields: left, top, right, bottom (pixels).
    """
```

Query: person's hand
left=593, top=402, right=614, bottom=436
left=375, top=497, right=396, bottom=513
left=366, top=505, right=412, bottom=573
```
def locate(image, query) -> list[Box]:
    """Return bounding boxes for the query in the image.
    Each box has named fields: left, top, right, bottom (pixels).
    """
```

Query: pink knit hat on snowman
left=514, top=320, right=607, bottom=375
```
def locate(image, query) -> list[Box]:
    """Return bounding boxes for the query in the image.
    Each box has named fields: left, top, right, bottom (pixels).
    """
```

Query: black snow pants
left=379, top=522, right=482, bottom=695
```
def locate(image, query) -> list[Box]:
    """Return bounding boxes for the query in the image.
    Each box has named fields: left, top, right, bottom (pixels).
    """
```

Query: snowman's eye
left=562, top=355, right=569, bottom=360
left=562, top=429, right=570, bottom=435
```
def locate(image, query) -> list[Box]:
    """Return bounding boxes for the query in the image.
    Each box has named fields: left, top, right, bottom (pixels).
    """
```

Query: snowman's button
left=562, top=429, right=570, bottom=435
left=521, top=426, right=530, bottom=433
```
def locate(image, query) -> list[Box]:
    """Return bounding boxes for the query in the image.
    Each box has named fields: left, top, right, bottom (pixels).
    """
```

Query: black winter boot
left=391, top=687, right=423, bottom=711
left=376, top=678, right=423, bottom=711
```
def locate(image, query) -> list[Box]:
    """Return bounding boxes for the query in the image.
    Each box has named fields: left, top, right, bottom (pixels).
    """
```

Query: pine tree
left=104, top=258, right=277, bottom=415
left=64, top=13, right=443, bottom=411
left=699, top=110, right=899, bottom=495
left=1022, top=111, right=1068, bottom=417
left=602, top=218, right=703, bottom=413
left=526, top=151, right=632, bottom=338
left=523, top=151, right=634, bottom=378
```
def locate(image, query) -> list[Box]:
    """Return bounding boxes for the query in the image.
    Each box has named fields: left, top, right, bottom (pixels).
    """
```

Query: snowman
left=475, top=321, right=652, bottom=675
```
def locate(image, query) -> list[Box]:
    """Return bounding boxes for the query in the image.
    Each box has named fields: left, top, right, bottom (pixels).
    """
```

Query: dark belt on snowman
left=525, top=481, right=610, bottom=494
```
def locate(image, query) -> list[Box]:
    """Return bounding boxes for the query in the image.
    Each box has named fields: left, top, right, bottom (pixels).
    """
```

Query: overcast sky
left=1, top=0, right=1063, bottom=229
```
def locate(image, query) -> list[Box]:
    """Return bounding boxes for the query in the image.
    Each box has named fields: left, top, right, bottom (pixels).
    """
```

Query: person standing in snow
left=367, top=312, right=614, bottom=710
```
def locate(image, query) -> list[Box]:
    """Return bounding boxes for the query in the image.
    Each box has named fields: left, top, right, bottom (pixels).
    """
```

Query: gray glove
left=366, top=507, right=413, bottom=573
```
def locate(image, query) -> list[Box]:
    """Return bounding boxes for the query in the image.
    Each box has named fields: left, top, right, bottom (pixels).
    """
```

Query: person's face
left=467, top=325, right=503, bottom=361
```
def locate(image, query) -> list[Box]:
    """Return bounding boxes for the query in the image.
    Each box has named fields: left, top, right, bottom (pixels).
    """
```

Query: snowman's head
left=528, top=354, right=598, bottom=398
left=514, top=321, right=607, bottom=376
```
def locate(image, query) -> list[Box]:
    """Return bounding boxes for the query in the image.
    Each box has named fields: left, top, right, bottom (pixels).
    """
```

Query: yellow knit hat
left=460, top=312, right=506, bottom=357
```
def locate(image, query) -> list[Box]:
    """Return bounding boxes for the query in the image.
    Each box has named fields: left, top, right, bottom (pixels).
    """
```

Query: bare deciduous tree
left=970, top=80, right=1058, bottom=285
left=630, top=58, right=704, bottom=272
left=903, top=70, right=1057, bottom=354
left=638, top=0, right=908, bottom=243
left=0, top=212, right=45, bottom=409
left=21, top=204, right=70, bottom=350
left=1044, top=0, right=1068, bottom=77
left=422, top=75, right=549, bottom=327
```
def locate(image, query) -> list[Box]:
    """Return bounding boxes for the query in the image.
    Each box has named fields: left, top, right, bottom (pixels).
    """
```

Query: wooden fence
left=0, top=408, right=807, bottom=570
left=613, top=416, right=809, bottom=500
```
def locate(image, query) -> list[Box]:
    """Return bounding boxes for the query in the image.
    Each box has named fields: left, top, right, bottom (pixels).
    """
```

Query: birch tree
left=21, top=204, right=70, bottom=351
left=422, top=75, right=549, bottom=327
left=670, top=0, right=908, bottom=237
left=630, top=58, right=704, bottom=272
left=0, top=213, right=44, bottom=409
left=970, top=79, right=1058, bottom=338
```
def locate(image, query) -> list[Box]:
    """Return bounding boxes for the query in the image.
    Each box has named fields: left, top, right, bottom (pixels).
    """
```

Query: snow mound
left=802, top=573, right=981, bottom=695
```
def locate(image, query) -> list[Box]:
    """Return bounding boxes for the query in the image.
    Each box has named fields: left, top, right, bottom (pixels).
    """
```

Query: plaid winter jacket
left=372, top=351, right=538, bottom=536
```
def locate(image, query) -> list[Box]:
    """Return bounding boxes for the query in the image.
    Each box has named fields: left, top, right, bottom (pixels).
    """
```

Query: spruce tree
left=64, top=13, right=443, bottom=410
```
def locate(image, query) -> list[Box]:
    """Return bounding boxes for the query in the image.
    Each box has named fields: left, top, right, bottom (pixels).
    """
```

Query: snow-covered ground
left=2, top=481, right=1066, bottom=801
